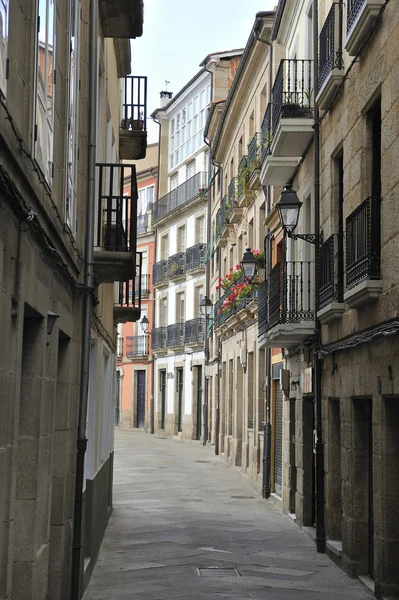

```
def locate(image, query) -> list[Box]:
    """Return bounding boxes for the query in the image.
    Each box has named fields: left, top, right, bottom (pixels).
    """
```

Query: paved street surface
left=84, top=430, right=373, bottom=600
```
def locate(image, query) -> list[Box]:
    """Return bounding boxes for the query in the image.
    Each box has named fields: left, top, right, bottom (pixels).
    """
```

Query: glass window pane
left=193, top=96, right=198, bottom=115
left=0, top=0, right=9, bottom=95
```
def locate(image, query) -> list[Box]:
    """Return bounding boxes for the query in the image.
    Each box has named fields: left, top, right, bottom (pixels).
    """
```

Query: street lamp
left=199, top=296, right=213, bottom=318
left=241, top=248, right=257, bottom=283
left=276, top=184, right=322, bottom=246
left=140, top=315, right=149, bottom=333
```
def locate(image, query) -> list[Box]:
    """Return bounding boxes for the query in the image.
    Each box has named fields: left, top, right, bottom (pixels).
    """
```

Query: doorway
left=160, top=370, right=166, bottom=429
left=177, top=368, right=184, bottom=433
left=136, top=370, right=146, bottom=428
left=196, top=366, right=203, bottom=441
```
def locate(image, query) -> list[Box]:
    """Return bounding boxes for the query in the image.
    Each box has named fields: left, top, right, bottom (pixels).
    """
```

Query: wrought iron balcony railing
left=137, top=214, right=149, bottom=234
left=237, top=156, right=248, bottom=197
left=261, top=104, right=272, bottom=163
left=347, top=0, right=367, bottom=33
left=346, top=196, right=381, bottom=289
left=95, top=163, right=137, bottom=253
left=168, top=252, right=186, bottom=279
left=257, top=279, right=268, bottom=338
left=167, top=322, right=185, bottom=347
left=268, top=261, right=314, bottom=329
left=121, top=76, right=147, bottom=133
left=271, top=59, right=314, bottom=134
left=152, top=327, right=167, bottom=350
left=152, top=172, right=207, bottom=222
left=114, top=252, right=142, bottom=323
left=228, top=177, right=236, bottom=210
left=185, top=318, right=205, bottom=345
left=319, top=234, right=344, bottom=309
left=153, top=260, right=168, bottom=286
left=186, top=243, right=206, bottom=272
left=247, top=133, right=261, bottom=176
left=214, top=274, right=258, bottom=329
left=135, top=273, right=150, bottom=296
left=126, top=335, right=148, bottom=357
left=319, top=3, right=344, bottom=91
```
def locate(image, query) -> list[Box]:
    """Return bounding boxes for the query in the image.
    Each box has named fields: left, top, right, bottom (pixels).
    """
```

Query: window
left=161, top=297, right=168, bottom=326
left=161, top=235, right=169, bottom=259
left=178, top=226, right=186, bottom=252
left=138, top=185, right=154, bottom=215
left=34, top=0, right=56, bottom=183
left=195, top=286, right=204, bottom=317
left=207, top=84, right=211, bottom=105
left=66, top=0, right=80, bottom=233
left=196, top=216, right=205, bottom=243
left=176, top=292, right=185, bottom=323
left=187, top=163, right=195, bottom=180
left=0, top=0, right=9, bottom=96
left=194, top=96, right=199, bottom=115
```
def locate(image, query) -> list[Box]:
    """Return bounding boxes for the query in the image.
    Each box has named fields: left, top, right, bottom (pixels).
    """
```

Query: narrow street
left=84, top=431, right=373, bottom=600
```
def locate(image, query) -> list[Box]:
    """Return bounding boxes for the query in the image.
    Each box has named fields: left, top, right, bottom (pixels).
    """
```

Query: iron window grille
left=346, top=196, right=381, bottom=289
left=185, top=318, right=205, bottom=345
left=167, top=323, right=185, bottom=347
left=152, top=327, right=167, bottom=350
left=186, top=244, right=206, bottom=271
left=271, top=59, right=314, bottom=134
left=152, top=172, right=206, bottom=222
left=126, top=335, right=148, bottom=357
left=319, top=234, right=344, bottom=309
left=168, top=252, right=186, bottom=278
left=319, top=3, right=344, bottom=91
left=153, top=260, right=168, bottom=285
left=121, top=76, right=147, bottom=132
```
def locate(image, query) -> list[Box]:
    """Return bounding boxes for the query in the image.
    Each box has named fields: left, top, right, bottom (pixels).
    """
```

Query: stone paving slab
left=84, top=430, right=373, bottom=600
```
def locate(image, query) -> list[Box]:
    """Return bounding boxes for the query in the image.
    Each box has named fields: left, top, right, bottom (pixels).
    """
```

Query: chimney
left=160, top=90, right=173, bottom=107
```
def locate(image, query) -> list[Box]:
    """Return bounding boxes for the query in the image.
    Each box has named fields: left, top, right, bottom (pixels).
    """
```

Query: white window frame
left=0, top=0, right=9, bottom=96
left=65, top=0, right=80, bottom=234
left=34, top=0, right=56, bottom=184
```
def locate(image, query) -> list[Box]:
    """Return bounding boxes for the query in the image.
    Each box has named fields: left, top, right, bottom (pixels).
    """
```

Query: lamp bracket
left=288, top=232, right=323, bottom=247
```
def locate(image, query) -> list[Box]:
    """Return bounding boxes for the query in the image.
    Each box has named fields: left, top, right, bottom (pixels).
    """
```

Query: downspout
left=313, top=0, right=326, bottom=553
left=201, top=66, right=213, bottom=446
left=71, top=0, right=97, bottom=596
left=253, top=27, right=273, bottom=500
left=150, top=116, right=162, bottom=435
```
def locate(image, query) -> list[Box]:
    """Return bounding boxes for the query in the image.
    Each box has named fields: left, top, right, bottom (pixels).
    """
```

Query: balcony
left=247, top=133, right=261, bottom=190
left=152, top=172, right=207, bottom=224
left=119, top=76, right=147, bottom=160
left=227, top=178, right=243, bottom=223
left=135, top=273, right=150, bottom=297
left=317, top=3, right=345, bottom=110
left=126, top=335, right=148, bottom=358
left=344, top=196, right=381, bottom=308
left=186, top=243, right=206, bottom=273
left=215, top=196, right=233, bottom=247
left=114, top=276, right=141, bottom=324
left=317, top=234, right=345, bottom=324
left=167, top=323, right=185, bottom=348
left=152, top=327, right=167, bottom=351
left=345, top=0, right=384, bottom=56
left=153, top=260, right=168, bottom=287
left=185, top=318, right=205, bottom=347
left=258, top=261, right=314, bottom=348
left=168, top=252, right=186, bottom=281
left=237, top=156, right=250, bottom=208
left=214, top=274, right=259, bottom=333
left=137, top=213, right=149, bottom=234
left=94, top=163, right=137, bottom=284
left=99, top=0, right=143, bottom=39
left=261, top=60, right=313, bottom=186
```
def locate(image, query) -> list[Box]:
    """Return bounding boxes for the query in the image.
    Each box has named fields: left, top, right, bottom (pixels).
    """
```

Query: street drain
left=196, top=567, right=241, bottom=577
left=231, top=495, right=254, bottom=499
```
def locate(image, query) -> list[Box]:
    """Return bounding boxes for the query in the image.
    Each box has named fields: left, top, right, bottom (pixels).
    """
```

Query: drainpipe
left=71, top=0, right=97, bottom=596
left=201, top=68, right=213, bottom=446
left=313, top=0, right=326, bottom=553
left=253, top=25, right=273, bottom=500
left=150, top=116, right=161, bottom=435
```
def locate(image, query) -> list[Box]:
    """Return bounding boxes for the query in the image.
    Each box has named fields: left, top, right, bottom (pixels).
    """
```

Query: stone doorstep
left=326, top=539, right=343, bottom=557
left=358, top=574, right=375, bottom=594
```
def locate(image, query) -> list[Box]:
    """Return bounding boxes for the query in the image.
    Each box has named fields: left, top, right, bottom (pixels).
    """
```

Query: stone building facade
left=205, top=12, right=275, bottom=493
left=0, top=1, right=145, bottom=599
left=150, top=51, right=243, bottom=441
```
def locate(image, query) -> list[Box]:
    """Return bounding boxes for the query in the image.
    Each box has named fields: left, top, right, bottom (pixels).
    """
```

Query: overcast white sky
left=132, top=0, right=276, bottom=143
